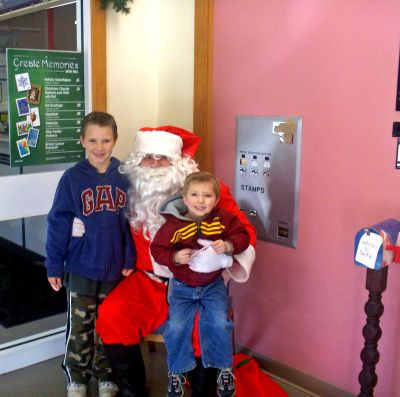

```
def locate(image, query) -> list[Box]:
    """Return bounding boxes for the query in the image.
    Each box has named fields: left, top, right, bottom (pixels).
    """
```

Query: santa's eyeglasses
left=142, top=154, right=171, bottom=161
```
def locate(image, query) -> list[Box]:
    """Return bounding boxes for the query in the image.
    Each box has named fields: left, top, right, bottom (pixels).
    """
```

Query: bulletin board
left=7, top=48, right=85, bottom=167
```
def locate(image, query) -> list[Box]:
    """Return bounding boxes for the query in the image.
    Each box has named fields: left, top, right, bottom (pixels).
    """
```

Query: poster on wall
left=7, top=48, right=85, bottom=167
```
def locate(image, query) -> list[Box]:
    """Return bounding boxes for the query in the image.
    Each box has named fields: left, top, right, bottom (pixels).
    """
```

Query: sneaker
left=217, top=368, right=236, bottom=397
left=99, top=381, right=119, bottom=397
left=67, top=382, right=87, bottom=397
left=167, top=373, right=186, bottom=397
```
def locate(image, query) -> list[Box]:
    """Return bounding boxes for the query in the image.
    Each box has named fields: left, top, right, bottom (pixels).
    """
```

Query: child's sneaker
left=167, top=373, right=186, bottom=397
left=99, top=381, right=119, bottom=397
left=217, top=368, right=236, bottom=397
left=67, top=382, right=87, bottom=397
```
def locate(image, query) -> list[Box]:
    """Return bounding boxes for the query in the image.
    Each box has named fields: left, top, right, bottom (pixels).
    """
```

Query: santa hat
left=134, top=126, right=201, bottom=158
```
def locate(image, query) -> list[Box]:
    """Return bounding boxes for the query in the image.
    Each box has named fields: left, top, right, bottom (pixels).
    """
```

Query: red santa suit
left=96, top=180, right=256, bottom=347
left=93, top=126, right=276, bottom=397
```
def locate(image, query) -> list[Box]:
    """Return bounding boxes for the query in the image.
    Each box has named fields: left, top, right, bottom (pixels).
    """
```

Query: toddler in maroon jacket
left=151, top=171, right=250, bottom=397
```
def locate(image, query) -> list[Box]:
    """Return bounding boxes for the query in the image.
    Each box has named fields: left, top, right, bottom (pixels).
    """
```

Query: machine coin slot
left=277, top=226, right=289, bottom=239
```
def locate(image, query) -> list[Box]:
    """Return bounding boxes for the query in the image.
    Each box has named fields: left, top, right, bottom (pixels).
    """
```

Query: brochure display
left=7, top=48, right=85, bottom=167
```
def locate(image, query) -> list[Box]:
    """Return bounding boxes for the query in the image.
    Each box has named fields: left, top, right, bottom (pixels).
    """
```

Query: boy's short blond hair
left=183, top=171, right=221, bottom=198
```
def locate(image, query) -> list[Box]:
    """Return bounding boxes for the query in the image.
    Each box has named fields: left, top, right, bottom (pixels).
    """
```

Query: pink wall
left=212, top=1, right=400, bottom=396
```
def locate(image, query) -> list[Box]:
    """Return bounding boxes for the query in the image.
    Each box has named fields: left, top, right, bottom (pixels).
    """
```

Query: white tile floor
left=0, top=342, right=315, bottom=397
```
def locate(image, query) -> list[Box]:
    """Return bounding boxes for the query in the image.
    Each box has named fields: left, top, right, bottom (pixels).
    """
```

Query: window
left=0, top=1, right=79, bottom=352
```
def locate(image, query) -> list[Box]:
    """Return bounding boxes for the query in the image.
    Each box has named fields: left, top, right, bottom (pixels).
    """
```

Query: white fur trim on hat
left=134, top=130, right=183, bottom=158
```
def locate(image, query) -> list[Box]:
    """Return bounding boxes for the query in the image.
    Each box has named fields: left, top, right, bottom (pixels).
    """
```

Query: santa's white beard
left=129, top=165, right=186, bottom=238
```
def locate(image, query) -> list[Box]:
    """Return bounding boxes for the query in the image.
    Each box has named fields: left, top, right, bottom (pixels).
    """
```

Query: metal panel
left=235, top=115, right=302, bottom=248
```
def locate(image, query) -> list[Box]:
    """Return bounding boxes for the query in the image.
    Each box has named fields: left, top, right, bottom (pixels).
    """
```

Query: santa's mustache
left=132, top=166, right=180, bottom=197
left=145, top=167, right=170, bottom=178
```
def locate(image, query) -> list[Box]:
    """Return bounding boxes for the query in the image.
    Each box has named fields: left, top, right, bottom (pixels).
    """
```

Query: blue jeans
left=163, top=276, right=233, bottom=374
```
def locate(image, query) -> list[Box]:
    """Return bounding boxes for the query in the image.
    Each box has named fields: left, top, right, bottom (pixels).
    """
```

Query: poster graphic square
left=15, top=73, right=31, bottom=92
left=16, top=138, right=30, bottom=158
left=26, top=84, right=42, bottom=105
left=27, top=107, right=40, bottom=127
left=16, top=120, right=33, bottom=135
left=27, top=128, right=39, bottom=147
left=16, top=97, right=30, bottom=116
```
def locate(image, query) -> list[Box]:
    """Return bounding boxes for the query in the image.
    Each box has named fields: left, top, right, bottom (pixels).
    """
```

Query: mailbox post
left=358, top=267, right=388, bottom=397
left=354, top=219, right=400, bottom=397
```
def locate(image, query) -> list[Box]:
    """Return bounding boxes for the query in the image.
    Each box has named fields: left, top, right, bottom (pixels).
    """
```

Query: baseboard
left=236, top=345, right=355, bottom=397
left=0, top=327, right=65, bottom=375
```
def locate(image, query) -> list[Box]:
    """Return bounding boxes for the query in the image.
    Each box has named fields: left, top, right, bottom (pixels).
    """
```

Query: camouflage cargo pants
left=62, top=291, right=113, bottom=385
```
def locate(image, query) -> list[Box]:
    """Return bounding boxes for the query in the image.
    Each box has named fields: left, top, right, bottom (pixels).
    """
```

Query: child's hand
left=48, top=277, right=62, bottom=291
left=122, top=268, right=134, bottom=277
left=174, top=248, right=192, bottom=265
left=212, top=239, right=233, bottom=254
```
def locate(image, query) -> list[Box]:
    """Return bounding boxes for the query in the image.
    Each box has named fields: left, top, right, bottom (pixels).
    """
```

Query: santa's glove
left=188, top=239, right=233, bottom=273
left=71, top=217, right=85, bottom=237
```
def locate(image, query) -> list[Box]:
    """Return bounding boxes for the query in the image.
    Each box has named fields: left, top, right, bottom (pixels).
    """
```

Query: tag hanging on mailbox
left=354, top=231, right=383, bottom=269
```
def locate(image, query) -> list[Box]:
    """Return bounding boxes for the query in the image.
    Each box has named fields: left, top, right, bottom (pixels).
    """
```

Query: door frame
left=193, top=0, right=213, bottom=172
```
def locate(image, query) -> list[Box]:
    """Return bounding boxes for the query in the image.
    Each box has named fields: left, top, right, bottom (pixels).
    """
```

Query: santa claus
left=76, top=126, right=256, bottom=397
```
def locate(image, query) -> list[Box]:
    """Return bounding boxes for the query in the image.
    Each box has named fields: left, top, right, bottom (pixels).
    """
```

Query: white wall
left=106, top=0, right=194, bottom=161
left=157, top=1, right=194, bottom=128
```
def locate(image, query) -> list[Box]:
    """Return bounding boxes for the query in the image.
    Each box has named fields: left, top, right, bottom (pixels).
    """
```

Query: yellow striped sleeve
left=170, top=222, right=197, bottom=244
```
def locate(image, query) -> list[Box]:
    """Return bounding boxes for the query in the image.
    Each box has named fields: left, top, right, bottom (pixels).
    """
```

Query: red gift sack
left=233, top=353, right=289, bottom=397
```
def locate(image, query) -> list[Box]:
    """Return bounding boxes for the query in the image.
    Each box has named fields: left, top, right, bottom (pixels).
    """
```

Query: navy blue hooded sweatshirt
left=45, top=158, right=136, bottom=281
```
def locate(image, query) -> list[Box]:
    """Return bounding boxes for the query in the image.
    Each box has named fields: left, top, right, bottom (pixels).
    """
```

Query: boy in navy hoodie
left=45, top=111, right=136, bottom=397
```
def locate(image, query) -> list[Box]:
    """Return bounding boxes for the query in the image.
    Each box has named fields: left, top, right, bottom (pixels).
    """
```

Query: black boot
left=104, top=343, right=148, bottom=397
left=187, top=358, right=218, bottom=397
